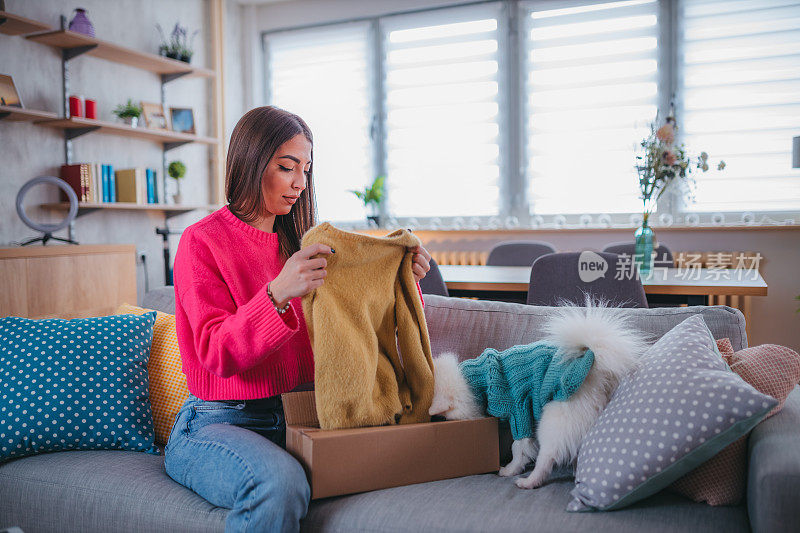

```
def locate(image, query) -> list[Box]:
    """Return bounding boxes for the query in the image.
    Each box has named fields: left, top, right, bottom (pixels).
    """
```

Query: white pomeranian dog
left=428, top=300, right=648, bottom=490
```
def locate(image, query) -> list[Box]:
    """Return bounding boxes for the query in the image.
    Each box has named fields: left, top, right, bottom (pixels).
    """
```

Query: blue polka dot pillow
left=568, top=314, right=777, bottom=512
left=0, top=312, right=159, bottom=462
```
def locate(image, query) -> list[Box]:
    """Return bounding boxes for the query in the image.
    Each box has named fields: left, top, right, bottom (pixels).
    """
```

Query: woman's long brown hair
left=226, top=106, right=317, bottom=260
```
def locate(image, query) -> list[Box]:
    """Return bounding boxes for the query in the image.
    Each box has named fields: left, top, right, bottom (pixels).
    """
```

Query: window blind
left=525, top=0, right=660, bottom=215
left=680, top=0, right=800, bottom=212
left=382, top=5, right=502, bottom=218
left=264, top=23, right=373, bottom=223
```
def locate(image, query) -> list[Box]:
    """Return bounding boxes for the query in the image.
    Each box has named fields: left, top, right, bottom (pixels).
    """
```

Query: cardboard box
left=282, top=390, right=499, bottom=499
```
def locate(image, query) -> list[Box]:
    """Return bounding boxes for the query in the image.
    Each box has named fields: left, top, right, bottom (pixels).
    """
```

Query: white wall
left=0, top=0, right=244, bottom=301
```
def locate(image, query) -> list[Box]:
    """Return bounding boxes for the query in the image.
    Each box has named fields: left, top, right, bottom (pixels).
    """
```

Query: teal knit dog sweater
left=459, top=341, right=595, bottom=440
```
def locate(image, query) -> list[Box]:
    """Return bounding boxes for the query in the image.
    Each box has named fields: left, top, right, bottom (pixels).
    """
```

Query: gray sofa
left=2, top=291, right=799, bottom=532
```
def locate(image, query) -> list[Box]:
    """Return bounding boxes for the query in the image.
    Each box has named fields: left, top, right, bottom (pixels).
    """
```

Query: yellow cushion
left=116, top=303, right=189, bottom=444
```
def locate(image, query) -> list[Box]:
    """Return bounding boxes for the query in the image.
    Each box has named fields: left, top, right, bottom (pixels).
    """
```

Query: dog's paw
left=514, top=476, right=541, bottom=490
left=498, top=464, right=521, bottom=477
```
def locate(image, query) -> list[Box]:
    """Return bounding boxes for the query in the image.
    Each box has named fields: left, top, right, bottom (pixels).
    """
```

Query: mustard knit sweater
left=301, top=223, right=435, bottom=430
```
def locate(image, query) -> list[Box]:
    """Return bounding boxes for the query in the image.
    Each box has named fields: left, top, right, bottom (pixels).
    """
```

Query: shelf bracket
left=65, top=126, right=100, bottom=140
left=161, top=71, right=192, bottom=84
left=0, top=111, right=10, bottom=120
left=75, top=207, right=102, bottom=218
left=164, top=140, right=192, bottom=151
left=63, top=44, right=98, bottom=61
left=164, top=210, right=188, bottom=220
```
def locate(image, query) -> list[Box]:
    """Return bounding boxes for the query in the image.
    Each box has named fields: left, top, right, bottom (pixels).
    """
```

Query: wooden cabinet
left=0, top=245, right=137, bottom=319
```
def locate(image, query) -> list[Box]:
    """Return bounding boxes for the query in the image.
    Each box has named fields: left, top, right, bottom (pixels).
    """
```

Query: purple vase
left=68, top=8, right=95, bottom=38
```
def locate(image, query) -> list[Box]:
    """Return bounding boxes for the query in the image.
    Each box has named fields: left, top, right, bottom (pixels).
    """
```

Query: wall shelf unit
left=36, top=116, right=219, bottom=147
left=0, top=104, right=57, bottom=121
left=40, top=202, right=220, bottom=220
left=9, top=13, right=221, bottom=229
left=0, top=11, right=52, bottom=36
left=3, top=9, right=225, bottom=284
left=26, top=29, right=215, bottom=81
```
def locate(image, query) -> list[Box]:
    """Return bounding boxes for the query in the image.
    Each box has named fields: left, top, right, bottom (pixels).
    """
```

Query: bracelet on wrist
left=267, top=282, right=291, bottom=314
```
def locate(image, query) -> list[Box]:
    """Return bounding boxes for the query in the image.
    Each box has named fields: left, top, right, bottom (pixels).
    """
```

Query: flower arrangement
left=156, top=23, right=199, bottom=63
left=636, top=107, right=725, bottom=223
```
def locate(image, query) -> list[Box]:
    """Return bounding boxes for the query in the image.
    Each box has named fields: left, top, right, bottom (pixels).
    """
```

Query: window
left=524, top=0, right=660, bottom=215
left=264, top=23, right=373, bottom=223
left=680, top=0, right=800, bottom=212
left=262, top=0, right=800, bottom=225
left=382, top=5, right=503, bottom=217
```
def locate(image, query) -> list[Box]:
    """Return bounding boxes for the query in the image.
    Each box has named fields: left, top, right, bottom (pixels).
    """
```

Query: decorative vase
left=123, top=116, right=138, bottom=128
left=366, top=203, right=381, bottom=227
left=172, top=180, right=182, bottom=204
left=68, top=8, right=95, bottom=38
left=634, top=215, right=655, bottom=277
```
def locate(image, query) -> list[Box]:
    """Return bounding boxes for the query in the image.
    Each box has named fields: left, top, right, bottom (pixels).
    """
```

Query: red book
left=60, top=164, right=91, bottom=202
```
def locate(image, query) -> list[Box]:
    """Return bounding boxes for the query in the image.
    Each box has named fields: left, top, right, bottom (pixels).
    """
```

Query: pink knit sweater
left=173, top=205, right=314, bottom=400
left=173, top=205, right=425, bottom=401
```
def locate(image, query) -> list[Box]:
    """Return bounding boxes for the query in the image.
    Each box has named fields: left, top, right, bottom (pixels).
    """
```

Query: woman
left=165, top=106, right=431, bottom=533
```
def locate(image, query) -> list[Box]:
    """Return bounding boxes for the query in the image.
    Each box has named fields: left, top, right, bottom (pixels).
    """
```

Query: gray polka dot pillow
left=568, top=314, right=777, bottom=512
left=0, top=312, right=159, bottom=462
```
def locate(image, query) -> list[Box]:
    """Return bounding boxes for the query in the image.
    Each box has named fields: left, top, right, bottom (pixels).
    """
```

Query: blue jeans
left=164, top=394, right=311, bottom=533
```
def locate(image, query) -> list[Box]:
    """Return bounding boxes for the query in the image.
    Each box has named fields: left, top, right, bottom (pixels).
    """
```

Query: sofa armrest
left=747, top=385, right=800, bottom=533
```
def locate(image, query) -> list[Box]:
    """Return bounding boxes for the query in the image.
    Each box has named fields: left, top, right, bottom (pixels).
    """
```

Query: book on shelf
left=91, top=163, right=101, bottom=203
left=115, top=167, right=161, bottom=204
left=59, top=163, right=163, bottom=206
left=109, top=164, right=116, bottom=203
left=59, top=164, right=93, bottom=203
left=146, top=168, right=159, bottom=204
left=100, top=164, right=116, bottom=203
left=115, top=168, right=144, bottom=204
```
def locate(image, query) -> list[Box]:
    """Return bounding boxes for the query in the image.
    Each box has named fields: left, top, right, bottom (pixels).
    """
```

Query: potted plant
left=156, top=22, right=199, bottom=63
left=168, top=160, right=186, bottom=204
left=113, top=99, right=142, bottom=127
left=349, top=175, right=386, bottom=227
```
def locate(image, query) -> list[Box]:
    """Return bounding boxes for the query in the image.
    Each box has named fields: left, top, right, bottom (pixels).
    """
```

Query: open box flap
left=281, top=390, right=319, bottom=426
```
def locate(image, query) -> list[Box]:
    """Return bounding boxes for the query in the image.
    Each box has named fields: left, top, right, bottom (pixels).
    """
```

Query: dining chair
left=419, top=257, right=449, bottom=297
left=486, top=240, right=557, bottom=267
left=527, top=251, right=648, bottom=308
left=602, top=242, right=675, bottom=267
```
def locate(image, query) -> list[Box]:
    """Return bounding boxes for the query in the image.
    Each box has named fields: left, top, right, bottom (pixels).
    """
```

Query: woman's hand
left=409, top=245, right=431, bottom=283
left=268, top=243, right=334, bottom=307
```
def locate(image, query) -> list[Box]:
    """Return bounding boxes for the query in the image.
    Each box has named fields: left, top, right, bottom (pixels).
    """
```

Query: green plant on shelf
left=112, top=99, right=142, bottom=128
left=113, top=99, right=142, bottom=119
left=156, top=22, right=199, bottom=63
left=168, top=160, right=187, bottom=205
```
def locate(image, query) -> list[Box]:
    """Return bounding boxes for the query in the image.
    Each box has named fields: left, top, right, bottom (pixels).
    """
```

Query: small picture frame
left=141, top=101, right=168, bottom=130
left=169, top=107, right=195, bottom=135
left=0, top=74, right=23, bottom=108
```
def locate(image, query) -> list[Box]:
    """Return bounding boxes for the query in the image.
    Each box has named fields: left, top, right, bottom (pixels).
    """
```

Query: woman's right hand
left=268, top=243, right=334, bottom=307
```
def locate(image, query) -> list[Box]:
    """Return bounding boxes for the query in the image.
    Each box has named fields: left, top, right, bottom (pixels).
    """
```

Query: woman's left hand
left=409, top=245, right=431, bottom=283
